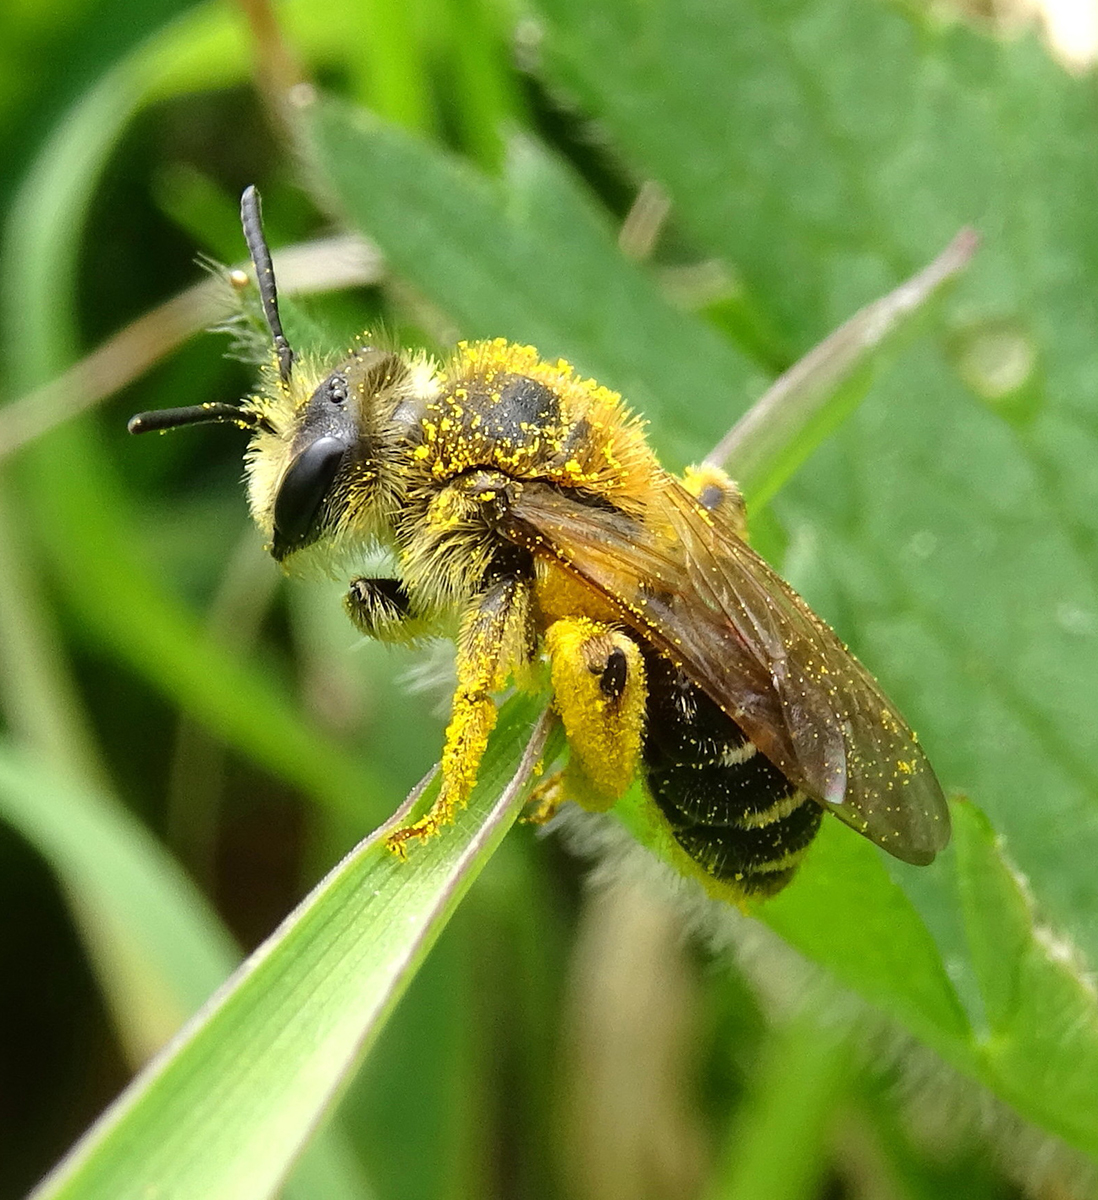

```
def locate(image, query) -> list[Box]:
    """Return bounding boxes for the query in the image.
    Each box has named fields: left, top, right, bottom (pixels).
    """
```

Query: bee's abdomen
left=642, top=653, right=821, bottom=897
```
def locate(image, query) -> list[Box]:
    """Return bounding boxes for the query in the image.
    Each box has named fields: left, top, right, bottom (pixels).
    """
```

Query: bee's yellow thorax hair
left=419, top=339, right=661, bottom=511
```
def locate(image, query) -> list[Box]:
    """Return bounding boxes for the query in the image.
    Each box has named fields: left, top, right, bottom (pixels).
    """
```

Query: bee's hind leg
left=386, top=573, right=533, bottom=853
left=543, top=618, right=647, bottom=813
left=682, top=464, right=747, bottom=538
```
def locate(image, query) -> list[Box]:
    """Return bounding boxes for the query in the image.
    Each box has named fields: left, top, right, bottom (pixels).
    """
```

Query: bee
left=129, top=187, right=950, bottom=900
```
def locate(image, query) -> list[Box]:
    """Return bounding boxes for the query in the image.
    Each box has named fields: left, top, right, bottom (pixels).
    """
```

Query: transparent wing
left=505, top=478, right=949, bottom=865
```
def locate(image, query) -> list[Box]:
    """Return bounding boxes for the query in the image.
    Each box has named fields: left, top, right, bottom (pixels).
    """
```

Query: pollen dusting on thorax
left=410, top=339, right=660, bottom=511
left=535, top=558, right=624, bottom=629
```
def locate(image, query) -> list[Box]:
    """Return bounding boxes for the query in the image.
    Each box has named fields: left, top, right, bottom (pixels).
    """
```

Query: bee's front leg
left=385, top=572, right=533, bottom=853
left=344, top=576, right=433, bottom=644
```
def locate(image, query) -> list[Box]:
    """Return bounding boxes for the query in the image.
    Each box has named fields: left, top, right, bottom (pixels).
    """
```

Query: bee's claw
left=384, top=833, right=410, bottom=860
left=384, top=814, right=446, bottom=857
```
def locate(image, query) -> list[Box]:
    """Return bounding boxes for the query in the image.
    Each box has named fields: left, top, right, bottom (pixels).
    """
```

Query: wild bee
left=129, top=187, right=949, bottom=900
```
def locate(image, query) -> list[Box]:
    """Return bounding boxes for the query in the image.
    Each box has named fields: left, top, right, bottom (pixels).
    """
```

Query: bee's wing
left=505, top=479, right=950, bottom=865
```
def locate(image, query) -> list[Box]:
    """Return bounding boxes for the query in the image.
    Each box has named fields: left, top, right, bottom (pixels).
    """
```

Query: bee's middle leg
left=683, top=463, right=747, bottom=538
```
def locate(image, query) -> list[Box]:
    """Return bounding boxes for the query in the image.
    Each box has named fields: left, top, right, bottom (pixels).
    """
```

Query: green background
left=2, top=0, right=1098, bottom=1197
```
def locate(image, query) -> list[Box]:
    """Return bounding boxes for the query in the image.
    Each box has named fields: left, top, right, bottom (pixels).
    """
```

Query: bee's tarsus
left=385, top=833, right=410, bottom=860
left=240, top=185, right=295, bottom=386
left=522, top=773, right=565, bottom=825
left=385, top=818, right=442, bottom=855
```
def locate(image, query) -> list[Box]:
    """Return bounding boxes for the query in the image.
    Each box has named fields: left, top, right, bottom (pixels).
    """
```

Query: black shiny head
left=268, top=350, right=403, bottom=561
left=270, top=369, right=357, bottom=560
left=271, top=435, right=349, bottom=556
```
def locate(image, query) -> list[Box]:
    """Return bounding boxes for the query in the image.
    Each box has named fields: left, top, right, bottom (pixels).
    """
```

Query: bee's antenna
left=128, top=403, right=264, bottom=435
left=240, top=185, right=295, bottom=386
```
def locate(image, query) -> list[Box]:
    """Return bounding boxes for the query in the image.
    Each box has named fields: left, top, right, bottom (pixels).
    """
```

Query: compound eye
left=272, top=435, right=348, bottom=557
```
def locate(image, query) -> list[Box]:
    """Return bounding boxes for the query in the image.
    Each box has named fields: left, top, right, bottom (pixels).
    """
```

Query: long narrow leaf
left=34, top=696, right=553, bottom=1200
left=707, top=228, right=980, bottom=506
left=0, top=742, right=236, bottom=1054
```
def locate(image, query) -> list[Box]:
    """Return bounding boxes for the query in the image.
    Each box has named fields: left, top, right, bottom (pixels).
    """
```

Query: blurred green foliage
left=2, top=0, right=1098, bottom=1197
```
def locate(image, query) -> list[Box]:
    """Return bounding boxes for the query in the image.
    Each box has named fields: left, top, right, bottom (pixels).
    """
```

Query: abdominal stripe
left=640, top=648, right=822, bottom=896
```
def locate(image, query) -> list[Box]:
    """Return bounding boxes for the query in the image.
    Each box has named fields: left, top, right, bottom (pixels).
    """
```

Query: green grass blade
left=704, top=1016, right=852, bottom=1200
left=0, top=741, right=379, bottom=1200
left=0, top=741, right=236, bottom=1054
left=0, top=476, right=107, bottom=785
left=33, top=696, right=553, bottom=1200
left=0, top=234, right=381, bottom=461
left=0, top=11, right=404, bottom=827
left=709, top=229, right=980, bottom=507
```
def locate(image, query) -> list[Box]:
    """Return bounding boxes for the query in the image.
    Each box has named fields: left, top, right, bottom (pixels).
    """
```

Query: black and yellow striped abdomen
left=641, top=651, right=822, bottom=897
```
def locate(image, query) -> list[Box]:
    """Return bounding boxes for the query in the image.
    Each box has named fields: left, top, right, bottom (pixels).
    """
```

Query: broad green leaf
left=760, top=820, right=970, bottom=1057
left=528, top=0, right=1098, bottom=1156
left=709, top=229, right=979, bottom=506
left=308, top=93, right=971, bottom=1038
left=953, top=801, right=1098, bottom=1154
left=529, top=0, right=1098, bottom=954
left=310, top=99, right=762, bottom=467
left=33, top=696, right=552, bottom=1200
left=611, top=783, right=969, bottom=1060
left=305, top=13, right=1098, bottom=1160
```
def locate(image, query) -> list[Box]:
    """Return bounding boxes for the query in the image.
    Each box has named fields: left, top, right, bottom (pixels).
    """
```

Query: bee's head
left=130, top=186, right=430, bottom=569
left=243, top=342, right=419, bottom=566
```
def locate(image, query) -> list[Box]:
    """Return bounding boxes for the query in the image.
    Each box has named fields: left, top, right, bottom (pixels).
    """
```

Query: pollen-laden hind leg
left=545, top=618, right=646, bottom=813
left=386, top=574, right=532, bottom=854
